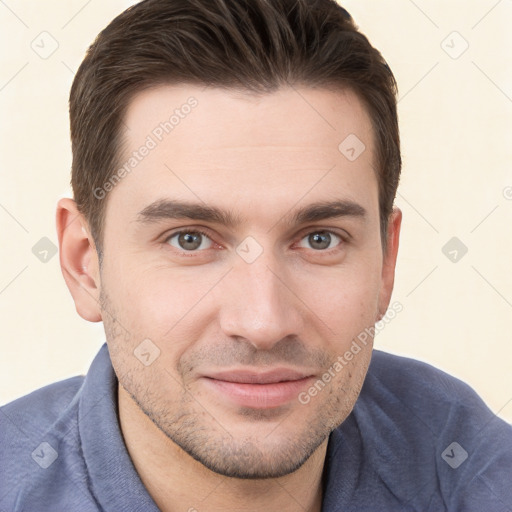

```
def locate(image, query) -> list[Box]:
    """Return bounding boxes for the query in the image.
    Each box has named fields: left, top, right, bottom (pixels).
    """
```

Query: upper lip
left=203, top=369, right=314, bottom=384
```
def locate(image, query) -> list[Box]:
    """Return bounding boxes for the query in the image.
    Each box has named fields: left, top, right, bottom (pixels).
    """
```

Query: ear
left=377, top=206, right=402, bottom=320
left=56, top=198, right=102, bottom=322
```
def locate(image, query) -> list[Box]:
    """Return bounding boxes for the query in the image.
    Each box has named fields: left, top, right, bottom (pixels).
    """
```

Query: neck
left=118, top=384, right=326, bottom=512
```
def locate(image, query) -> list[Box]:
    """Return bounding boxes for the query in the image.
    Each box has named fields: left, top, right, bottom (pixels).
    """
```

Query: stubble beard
left=100, top=287, right=372, bottom=479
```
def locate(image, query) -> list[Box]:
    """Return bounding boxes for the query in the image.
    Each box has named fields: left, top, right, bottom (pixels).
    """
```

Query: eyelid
left=294, top=226, right=351, bottom=244
left=163, top=227, right=216, bottom=248
left=164, top=227, right=212, bottom=240
left=295, top=229, right=347, bottom=250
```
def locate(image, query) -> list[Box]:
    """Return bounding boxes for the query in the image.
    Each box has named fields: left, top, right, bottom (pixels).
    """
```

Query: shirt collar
left=78, top=342, right=362, bottom=511
left=78, top=342, right=160, bottom=511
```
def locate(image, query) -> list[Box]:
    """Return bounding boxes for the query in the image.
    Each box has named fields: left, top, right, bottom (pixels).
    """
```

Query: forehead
left=107, top=84, right=377, bottom=223
left=121, top=84, right=374, bottom=157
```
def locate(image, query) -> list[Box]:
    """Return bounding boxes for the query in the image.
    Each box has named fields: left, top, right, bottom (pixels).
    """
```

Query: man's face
left=98, top=84, right=394, bottom=478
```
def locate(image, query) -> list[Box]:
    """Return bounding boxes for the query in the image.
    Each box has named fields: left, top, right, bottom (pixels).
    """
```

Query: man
left=1, top=0, right=511, bottom=510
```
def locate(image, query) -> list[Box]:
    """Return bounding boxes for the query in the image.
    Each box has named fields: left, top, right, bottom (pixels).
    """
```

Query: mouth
left=200, top=369, right=315, bottom=409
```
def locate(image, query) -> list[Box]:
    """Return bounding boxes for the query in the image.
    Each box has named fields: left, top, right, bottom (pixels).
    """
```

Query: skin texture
left=57, top=84, right=401, bottom=512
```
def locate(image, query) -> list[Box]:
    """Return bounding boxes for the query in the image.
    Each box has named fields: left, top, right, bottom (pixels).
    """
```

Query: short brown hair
left=70, top=0, right=401, bottom=257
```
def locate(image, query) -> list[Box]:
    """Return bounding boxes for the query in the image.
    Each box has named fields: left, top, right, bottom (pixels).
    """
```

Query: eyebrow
left=135, top=198, right=366, bottom=228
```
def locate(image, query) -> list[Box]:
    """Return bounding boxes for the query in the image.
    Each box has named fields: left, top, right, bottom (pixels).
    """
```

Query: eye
left=165, top=230, right=213, bottom=251
left=297, top=231, right=343, bottom=251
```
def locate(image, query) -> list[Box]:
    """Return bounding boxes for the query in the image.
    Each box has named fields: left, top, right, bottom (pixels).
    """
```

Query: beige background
left=1, top=0, right=511, bottom=423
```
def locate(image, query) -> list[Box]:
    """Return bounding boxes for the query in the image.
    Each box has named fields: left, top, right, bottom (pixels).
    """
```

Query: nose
left=218, top=252, right=305, bottom=351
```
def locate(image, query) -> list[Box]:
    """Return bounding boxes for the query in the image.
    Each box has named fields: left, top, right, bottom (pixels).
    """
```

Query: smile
left=200, top=370, right=315, bottom=409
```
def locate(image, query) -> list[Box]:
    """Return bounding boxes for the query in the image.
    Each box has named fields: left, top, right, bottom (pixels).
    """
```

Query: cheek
left=294, top=256, right=382, bottom=339
left=102, top=260, right=224, bottom=349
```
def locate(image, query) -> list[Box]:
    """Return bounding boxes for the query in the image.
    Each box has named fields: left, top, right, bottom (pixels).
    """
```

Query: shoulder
left=363, top=349, right=512, bottom=454
left=364, top=350, right=512, bottom=433
left=366, top=349, right=485, bottom=408
left=1, top=375, right=85, bottom=428
left=352, top=349, right=512, bottom=509
left=0, top=374, right=85, bottom=447
left=0, top=376, right=99, bottom=511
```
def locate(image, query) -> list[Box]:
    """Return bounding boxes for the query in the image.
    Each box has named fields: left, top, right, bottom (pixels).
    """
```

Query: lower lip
left=201, top=377, right=314, bottom=409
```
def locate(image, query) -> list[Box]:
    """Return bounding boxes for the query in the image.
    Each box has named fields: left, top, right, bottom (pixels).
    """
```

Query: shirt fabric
left=1, top=343, right=511, bottom=512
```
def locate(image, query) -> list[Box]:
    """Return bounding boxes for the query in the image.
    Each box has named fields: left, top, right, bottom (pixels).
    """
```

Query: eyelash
left=163, top=227, right=348, bottom=256
left=164, top=229, right=215, bottom=254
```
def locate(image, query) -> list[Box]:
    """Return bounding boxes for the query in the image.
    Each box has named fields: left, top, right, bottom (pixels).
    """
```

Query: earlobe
left=56, top=198, right=102, bottom=322
left=377, top=206, right=402, bottom=321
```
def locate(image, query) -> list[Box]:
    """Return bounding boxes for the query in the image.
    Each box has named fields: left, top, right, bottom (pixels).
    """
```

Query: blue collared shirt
left=1, top=343, right=511, bottom=511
